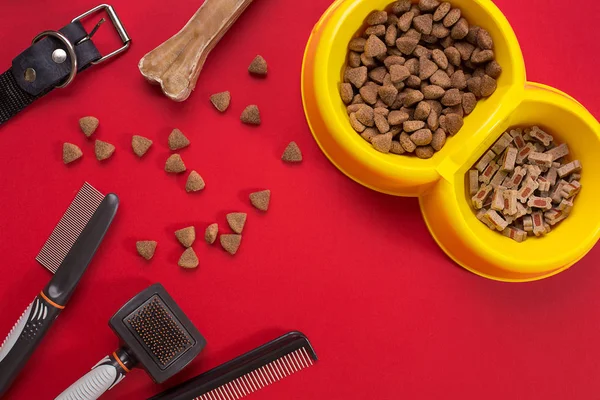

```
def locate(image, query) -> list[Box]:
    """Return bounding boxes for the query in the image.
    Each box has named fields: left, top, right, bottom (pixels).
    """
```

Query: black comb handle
left=54, top=348, right=136, bottom=400
left=0, top=194, right=119, bottom=397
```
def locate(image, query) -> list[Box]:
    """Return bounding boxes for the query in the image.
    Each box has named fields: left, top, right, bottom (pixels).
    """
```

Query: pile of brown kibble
left=469, top=126, right=582, bottom=242
left=341, top=0, right=501, bottom=158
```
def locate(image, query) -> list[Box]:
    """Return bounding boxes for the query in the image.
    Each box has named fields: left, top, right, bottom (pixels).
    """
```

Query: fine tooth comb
left=55, top=283, right=206, bottom=400
left=148, top=331, right=317, bottom=400
left=36, top=182, right=105, bottom=273
left=0, top=182, right=118, bottom=396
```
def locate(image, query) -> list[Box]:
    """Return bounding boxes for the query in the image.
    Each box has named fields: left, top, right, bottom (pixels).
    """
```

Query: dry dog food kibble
left=220, top=234, right=242, bottom=255
left=248, top=55, right=268, bottom=76
left=178, top=247, right=199, bottom=269
left=165, top=154, right=186, bottom=173
left=175, top=226, right=196, bottom=248
left=136, top=241, right=157, bottom=260
left=205, top=223, right=218, bottom=244
left=282, top=141, right=303, bottom=163
left=342, top=2, right=501, bottom=158
left=210, top=91, right=231, bottom=112
left=168, top=128, right=190, bottom=150
left=186, top=170, right=205, bottom=192
left=79, top=116, right=99, bottom=137
left=241, top=105, right=261, bottom=125
left=95, top=140, right=115, bottom=161
left=250, top=190, right=271, bottom=211
left=132, top=135, right=153, bottom=157
left=227, top=212, right=247, bottom=234
left=63, top=143, right=83, bottom=164
left=467, top=126, right=582, bottom=242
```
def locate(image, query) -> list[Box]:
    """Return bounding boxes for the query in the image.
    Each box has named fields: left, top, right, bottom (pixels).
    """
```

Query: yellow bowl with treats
left=301, top=0, right=600, bottom=281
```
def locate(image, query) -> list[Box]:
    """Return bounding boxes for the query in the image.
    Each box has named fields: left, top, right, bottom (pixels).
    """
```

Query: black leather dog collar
left=0, top=4, right=130, bottom=125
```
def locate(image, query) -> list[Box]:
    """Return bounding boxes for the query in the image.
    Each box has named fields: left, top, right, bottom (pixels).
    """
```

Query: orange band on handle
left=39, top=291, right=65, bottom=309
left=112, top=352, right=130, bottom=373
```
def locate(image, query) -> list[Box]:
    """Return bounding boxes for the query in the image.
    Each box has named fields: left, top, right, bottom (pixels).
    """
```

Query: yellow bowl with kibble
left=301, top=0, right=600, bottom=281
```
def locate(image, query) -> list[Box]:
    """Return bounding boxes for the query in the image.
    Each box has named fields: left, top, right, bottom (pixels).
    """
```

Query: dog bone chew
left=175, top=226, right=196, bottom=248
left=186, top=170, right=206, bottom=192
left=138, top=0, right=254, bottom=101
left=136, top=241, right=157, bottom=260
left=248, top=55, right=267, bottom=76
left=95, top=140, right=115, bottom=161
left=468, top=126, right=582, bottom=242
left=165, top=154, right=186, bottom=173
left=79, top=116, right=99, bottom=137
left=63, top=143, right=83, bottom=164
left=250, top=190, right=271, bottom=211
left=227, top=212, right=247, bottom=234
left=343, top=2, right=500, bottom=157
left=241, top=105, right=261, bottom=125
left=205, top=223, right=218, bottom=244
left=220, top=234, right=242, bottom=255
left=210, top=91, right=231, bottom=112
left=168, top=128, right=191, bottom=150
left=178, top=247, right=199, bottom=268
left=132, top=135, right=153, bottom=157
left=282, top=141, right=303, bottom=163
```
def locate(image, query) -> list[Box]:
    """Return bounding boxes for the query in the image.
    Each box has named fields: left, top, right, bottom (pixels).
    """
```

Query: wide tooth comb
left=148, top=331, right=317, bottom=400
left=36, top=182, right=104, bottom=273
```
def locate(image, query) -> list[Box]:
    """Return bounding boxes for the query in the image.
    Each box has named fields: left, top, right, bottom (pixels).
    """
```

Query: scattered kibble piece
left=241, top=105, right=261, bottom=125
left=250, top=190, right=271, bottom=211
left=168, top=128, right=190, bottom=150
left=220, top=234, right=242, bottom=255
left=210, top=91, right=231, bottom=112
left=132, top=135, right=153, bottom=157
left=186, top=170, right=205, bottom=192
left=282, top=141, right=303, bottom=163
left=95, top=140, right=115, bottom=161
left=468, top=125, right=581, bottom=242
left=227, top=212, right=247, bottom=234
left=342, top=3, right=500, bottom=156
left=175, top=226, right=196, bottom=248
left=136, top=241, right=157, bottom=260
left=205, top=223, right=218, bottom=244
left=63, top=143, right=83, bottom=164
left=178, top=247, right=199, bottom=268
left=248, top=55, right=268, bottom=76
left=79, top=116, right=99, bottom=137
left=165, top=154, right=186, bottom=173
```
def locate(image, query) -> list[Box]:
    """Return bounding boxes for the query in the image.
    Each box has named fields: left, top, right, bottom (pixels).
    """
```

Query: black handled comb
left=0, top=183, right=118, bottom=396
left=148, top=331, right=317, bottom=400
left=55, top=283, right=206, bottom=400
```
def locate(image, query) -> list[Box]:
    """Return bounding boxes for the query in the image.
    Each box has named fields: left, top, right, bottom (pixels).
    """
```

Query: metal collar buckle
left=72, top=4, right=131, bottom=65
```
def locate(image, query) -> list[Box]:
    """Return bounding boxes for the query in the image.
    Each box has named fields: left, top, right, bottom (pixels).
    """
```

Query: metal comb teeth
left=36, top=182, right=104, bottom=273
left=194, top=347, right=314, bottom=400
left=125, top=296, right=193, bottom=367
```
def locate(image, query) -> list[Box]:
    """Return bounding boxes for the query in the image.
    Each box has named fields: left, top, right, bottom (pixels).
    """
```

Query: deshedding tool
left=148, top=331, right=317, bottom=400
left=55, top=283, right=206, bottom=400
left=0, top=182, right=119, bottom=396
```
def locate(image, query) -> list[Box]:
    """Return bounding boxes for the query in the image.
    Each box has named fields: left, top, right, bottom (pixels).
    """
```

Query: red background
left=1, top=0, right=600, bottom=398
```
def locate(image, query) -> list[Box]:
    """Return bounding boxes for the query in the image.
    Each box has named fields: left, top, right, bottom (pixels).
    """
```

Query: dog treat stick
left=139, top=0, right=254, bottom=101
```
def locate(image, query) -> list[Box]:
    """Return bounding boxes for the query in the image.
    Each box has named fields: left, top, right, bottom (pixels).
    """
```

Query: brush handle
left=55, top=348, right=136, bottom=400
left=0, top=293, right=62, bottom=396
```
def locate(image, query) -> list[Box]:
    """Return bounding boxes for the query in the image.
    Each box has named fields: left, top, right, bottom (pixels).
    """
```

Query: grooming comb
left=148, top=331, right=317, bottom=400
left=36, top=182, right=105, bottom=273
left=0, top=182, right=118, bottom=396
left=55, top=283, right=206, bottom=400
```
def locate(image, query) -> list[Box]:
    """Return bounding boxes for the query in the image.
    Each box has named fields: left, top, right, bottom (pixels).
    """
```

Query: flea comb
left=0, top=182, right=118, bottom=396
left=148, top=331, right=317, bottom=400
left=55, top=283, right=206, bottom=400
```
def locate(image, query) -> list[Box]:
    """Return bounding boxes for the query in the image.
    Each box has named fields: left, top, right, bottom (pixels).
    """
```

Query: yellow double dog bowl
left=301, top=0, right=600, bottom=281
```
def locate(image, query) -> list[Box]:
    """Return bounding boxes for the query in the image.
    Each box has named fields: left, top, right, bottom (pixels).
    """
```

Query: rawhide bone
left=139, top=0, right=254, bottom=101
